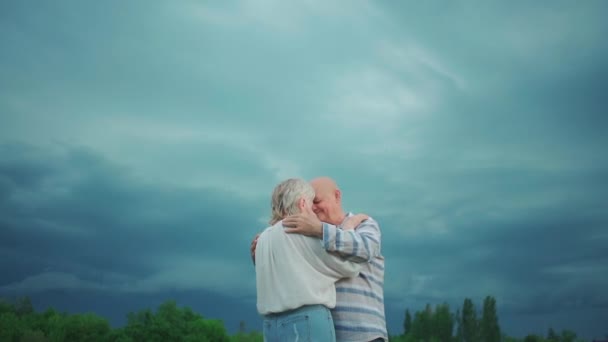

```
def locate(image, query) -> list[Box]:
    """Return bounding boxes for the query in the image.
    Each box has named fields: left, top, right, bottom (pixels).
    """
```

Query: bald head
left=309, top=176, right=346, bottom=225
left=310, top=177, right=338, bottom=192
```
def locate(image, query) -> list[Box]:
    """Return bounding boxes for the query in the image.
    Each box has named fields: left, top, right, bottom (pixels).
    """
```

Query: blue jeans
left=263, top=305, right=336, bottom=342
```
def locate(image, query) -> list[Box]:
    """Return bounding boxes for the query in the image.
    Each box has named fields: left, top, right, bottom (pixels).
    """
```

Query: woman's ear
left=297, top=197, right=307, bottom=211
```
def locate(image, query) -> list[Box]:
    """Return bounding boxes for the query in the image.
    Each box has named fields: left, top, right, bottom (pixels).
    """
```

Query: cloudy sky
left=1, top=0, right=607, bottom=339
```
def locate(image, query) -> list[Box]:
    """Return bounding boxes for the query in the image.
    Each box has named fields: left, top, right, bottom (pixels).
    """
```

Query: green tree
left=0, top=299, right=15, bottom=315
left=15, top=297, right=34, bottom=316
left=404, top=309, right=412, bottom=335
left=186, top=318, right=229, bottom=342
left=0, top=297, right=262, bottom=342
left=230, top=331, right=263, bottom=342
left=402, top=333, right=416, bottom=342
left=454, top=308, right=463, bottom=342
left=503, top=334, right=521, bottom=342
left=411, top=304, right=433, bottom=342
left=461, top=298, right=478, bottom=342
left=154, top=300, right=183, bottom=341
left=547, top=327, right=559, bottom=342
left=433, top=302, right=454, bottom=342
left=123, top=300, right=229, bottom=342
left=560, top=329, right=577, bottom=342
left=37, top=308, right=60, bottom=337
left=47, top=312, right=111, bottom=341
left=20, top=329, right=48, bottom=342
left=124, top=308, right=154, bottom=341
left=479, top=296, right=500, bottom=342
left=0, top=311, right=24, bottom=341
left=524, top=334, right=542, bottom=342
left=106, top=328, right=134, bottom=342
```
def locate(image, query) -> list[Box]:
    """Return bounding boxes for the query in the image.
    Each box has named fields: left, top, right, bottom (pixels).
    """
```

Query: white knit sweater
left=255, top=220, right=361, bottom=315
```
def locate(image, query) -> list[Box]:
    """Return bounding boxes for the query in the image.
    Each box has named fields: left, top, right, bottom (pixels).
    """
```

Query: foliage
left=0, top=295, right=590, bottom=342
left=404, top=309, right=412, bottom=335
left=229, top=331, right=263, bottom=342
left=433, top=302, right=454, bottom=342
left=479, top=295, right=500, bottom=342
left=395, top=296, right=589, bottom=342
left=0, top=297, right=254, bottom=342
left=461, top=298, right=478, bottom=342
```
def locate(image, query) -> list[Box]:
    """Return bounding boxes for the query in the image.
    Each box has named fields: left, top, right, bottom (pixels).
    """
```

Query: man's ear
left=335, top=189, right=341, bottom=202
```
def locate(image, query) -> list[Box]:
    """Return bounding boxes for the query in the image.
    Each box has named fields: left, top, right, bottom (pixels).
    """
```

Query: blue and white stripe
left=322, top=214, right=387, bottom=341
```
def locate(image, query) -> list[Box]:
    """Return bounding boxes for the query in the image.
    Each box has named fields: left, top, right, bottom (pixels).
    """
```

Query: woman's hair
left=269, top=178, right=315, bottom=225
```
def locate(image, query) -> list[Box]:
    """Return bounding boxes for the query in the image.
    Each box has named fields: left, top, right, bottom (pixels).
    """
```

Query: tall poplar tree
left=461, top=298, right=478, bottom=342
left=480, top=296, right=500, bottom=342
left=404, top=309, right=412, bottom=335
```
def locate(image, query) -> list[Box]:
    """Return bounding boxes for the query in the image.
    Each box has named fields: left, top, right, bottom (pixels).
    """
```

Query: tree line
left=1, top=295, right=595, bottom=341
left=0, top=297, right=262, bottom=342
left=390, top=295, right=589, bottom=342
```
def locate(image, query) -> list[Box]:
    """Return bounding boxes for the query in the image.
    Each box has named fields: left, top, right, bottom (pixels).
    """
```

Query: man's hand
left=342, top=213, right=369, bottom=230
left=282, top=205, right=323, bottom=238
left=250, top=233, right=260, bottom=265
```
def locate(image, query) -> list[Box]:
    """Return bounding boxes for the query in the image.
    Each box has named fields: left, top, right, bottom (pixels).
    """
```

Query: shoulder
left=258, top=225, right=277, bottom=239
left=355, top=216, right=381, bottom=235
left=359, top=216, right=379, bottom=228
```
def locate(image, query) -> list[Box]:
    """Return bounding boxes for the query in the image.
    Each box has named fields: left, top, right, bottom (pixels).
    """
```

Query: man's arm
left=283, top=212, right=381, bottom=263
left=322, top=218, right=381, bottom=263
left=250, top=233, right=260, bottom=265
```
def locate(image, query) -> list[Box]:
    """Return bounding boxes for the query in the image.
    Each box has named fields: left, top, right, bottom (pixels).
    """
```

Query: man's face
left=311, top=185, right=337, bottom=222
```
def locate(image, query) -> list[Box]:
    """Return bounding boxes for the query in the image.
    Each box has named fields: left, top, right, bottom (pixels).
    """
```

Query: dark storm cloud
left=1, top=0, right=608, bottom=338
left=0, top=142, right=262, bottom=293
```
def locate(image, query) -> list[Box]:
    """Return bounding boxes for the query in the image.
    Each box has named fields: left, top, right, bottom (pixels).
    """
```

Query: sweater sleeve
left=314, top=247, right=362, bottom=279
left=322, top=218, right=381, bottom=263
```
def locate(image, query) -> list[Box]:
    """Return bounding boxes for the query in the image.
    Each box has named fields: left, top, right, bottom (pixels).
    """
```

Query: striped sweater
left=322, top=213, right=387, bottom=342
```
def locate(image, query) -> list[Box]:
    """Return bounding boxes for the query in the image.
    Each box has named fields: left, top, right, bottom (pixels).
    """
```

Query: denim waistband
left=263, top=304, right=329, bottom=319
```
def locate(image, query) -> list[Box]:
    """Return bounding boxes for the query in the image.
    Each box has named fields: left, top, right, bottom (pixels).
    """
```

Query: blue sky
left=1, top=0, right=607, bottom=339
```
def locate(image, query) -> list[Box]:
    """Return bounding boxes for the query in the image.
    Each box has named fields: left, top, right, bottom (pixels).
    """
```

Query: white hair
left=269, top=178, right=315, bottom=224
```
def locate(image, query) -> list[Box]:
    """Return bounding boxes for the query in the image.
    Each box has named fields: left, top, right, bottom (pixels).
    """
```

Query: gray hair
left=269, top=178, right=315, bottom=225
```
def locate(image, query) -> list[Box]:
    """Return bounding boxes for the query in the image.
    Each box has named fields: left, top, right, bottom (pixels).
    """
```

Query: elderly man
left=253, top=177, right=387, bottom=342
left=255, top=178, right=362, bottom=342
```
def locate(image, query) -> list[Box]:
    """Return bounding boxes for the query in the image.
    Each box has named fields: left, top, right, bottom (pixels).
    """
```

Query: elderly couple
left=251, top=177, right=387, bottom=342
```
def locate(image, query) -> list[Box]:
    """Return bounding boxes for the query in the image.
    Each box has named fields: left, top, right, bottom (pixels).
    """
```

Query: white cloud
left=327, top=65, right=428, bottom=130
left=377, top=40, right=467, bottom=91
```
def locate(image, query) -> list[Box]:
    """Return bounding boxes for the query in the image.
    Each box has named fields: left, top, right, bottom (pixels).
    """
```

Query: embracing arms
left=282, top=209, right=380, bottom=263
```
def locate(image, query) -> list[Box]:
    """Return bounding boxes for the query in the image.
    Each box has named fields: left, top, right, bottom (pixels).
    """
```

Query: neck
left=328, top=211, right=347, bottom=225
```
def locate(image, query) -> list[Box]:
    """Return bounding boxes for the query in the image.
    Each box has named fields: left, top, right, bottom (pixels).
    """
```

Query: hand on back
left=342, top=213, right=369, bottom=230
left=250, top=233, right=260, bottom=265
